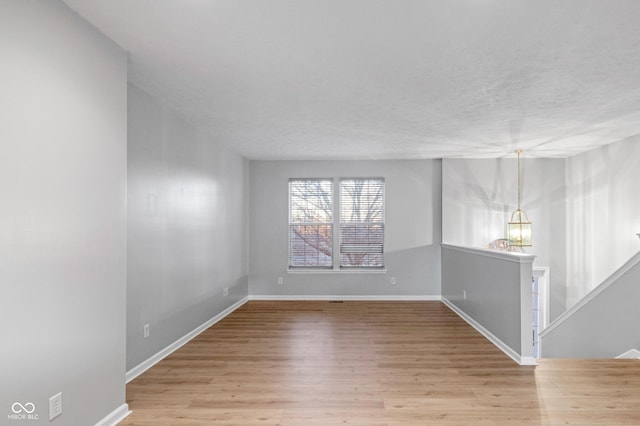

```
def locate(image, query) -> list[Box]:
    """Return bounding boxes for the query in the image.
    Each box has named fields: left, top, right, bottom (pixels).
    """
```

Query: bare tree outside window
left=289, top=179, right=333, bottom=268
left=288, top=178, right=385, bottom=269
left=340, top=179, right=385, bottom=268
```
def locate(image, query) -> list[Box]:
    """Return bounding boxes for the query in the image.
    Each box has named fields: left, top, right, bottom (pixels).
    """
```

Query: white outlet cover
left=143, top=324, right=150, bottom=338
left=49, top=392, right=62, bottom=420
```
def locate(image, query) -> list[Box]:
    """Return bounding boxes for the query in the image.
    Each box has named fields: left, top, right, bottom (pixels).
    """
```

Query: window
left=340, top=178, right=385, bottom=268
left=288, top=179, right=333, bottom=268
left=288, top=177, right=385, bottom=270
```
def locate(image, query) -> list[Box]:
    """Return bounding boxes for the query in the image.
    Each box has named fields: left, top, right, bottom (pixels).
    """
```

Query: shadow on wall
left=442, top=157, right=567, bottom=321
left=443, top=159, right=513, bottom=247
left=385, top=244, right=441, bottom=293
left=249, top=244, right=441, bottom=297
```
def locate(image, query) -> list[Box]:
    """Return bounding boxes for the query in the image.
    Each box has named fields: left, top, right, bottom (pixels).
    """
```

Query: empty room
left=2, top=0, right=640, bottom=425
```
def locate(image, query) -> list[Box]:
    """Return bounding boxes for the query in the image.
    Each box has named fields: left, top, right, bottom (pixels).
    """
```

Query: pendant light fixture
left=508, top=149, right=532, bottom=246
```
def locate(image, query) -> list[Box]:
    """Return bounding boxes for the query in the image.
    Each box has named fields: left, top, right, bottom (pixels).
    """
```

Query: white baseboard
left=519, top=356, right=537, bottom=366
left=126, top=297, right=249, bottom=383
left=616, top=348, right=640, bottom=359
left=248, top=295, right=441, bottom=301
left=94, top=403, right=130, bottom=426
left=442, top=297, right=536, bottom=366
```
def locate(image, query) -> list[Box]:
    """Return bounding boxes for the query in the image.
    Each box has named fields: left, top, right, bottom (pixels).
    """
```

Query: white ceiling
left=63, top=0, right=640, bottom=160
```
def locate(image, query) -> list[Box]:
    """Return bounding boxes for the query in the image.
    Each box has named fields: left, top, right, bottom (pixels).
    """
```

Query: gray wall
left=127, top=85, right=249, bottom=370
left=0, top=1, right=127, bottom=424
left=442, top=245, right=535, bottom=362
left=565, top=138, right=640, bottom=307
left=541, top=252, right=640, bottom=358
left=249, top=160, right=442, bottom=296
left=442, top=158, right=567, bottom=320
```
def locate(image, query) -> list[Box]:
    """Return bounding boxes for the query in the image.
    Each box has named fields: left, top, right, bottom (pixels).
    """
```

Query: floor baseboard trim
left=519, top=356, right=537, bottom=366
left=126, top=297, right=249, bottom=383
left=248, top=295, right=441, bottom=301
left=442, top=297, right=536, bottom=366
left=94, top=403, right=130, bottom=426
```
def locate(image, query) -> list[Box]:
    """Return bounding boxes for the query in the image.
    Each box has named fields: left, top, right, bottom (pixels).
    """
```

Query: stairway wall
left=566, top=137, right=640, bottom=307
left=541, top=251, right=640, bottom=358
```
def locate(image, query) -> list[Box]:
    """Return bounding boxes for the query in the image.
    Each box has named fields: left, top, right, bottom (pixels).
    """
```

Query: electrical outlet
left=390, top=277, right=397, bottom=285
left=463, top=290, right=467, bottom=300
left=143, top=324, right=150, bottom=339
left=277, top=276, right=283, bottom=285
left=49, top=392, right=62, bottom=420
left=223, top=288, right=228, bottom=296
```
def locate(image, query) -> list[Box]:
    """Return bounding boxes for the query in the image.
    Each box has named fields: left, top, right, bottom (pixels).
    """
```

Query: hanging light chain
left=516, top=149, right=522, bottom=210
left=508, top=149, right=531, bottom=247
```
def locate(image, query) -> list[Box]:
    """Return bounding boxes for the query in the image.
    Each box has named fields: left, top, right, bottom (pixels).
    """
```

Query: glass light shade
left=508, top=209, right=532, bottom=246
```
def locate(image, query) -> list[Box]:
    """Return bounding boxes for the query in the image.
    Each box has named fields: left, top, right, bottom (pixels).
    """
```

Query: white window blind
left=339, top=178, right=385, bottom=268
left=288, top=179, right=333, bottom=268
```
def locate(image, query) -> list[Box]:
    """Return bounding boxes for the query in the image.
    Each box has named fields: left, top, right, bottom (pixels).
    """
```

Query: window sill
left=287, top=268, right=387, bottom=274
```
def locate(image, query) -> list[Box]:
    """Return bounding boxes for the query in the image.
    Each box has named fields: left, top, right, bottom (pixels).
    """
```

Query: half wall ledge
left=441, top=244, right=536, bottom=366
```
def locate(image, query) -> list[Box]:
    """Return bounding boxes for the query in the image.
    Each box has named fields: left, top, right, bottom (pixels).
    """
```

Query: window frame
left=287, top=177, right=385, bottom=272
left=339, top=177, right=385, bottom=270
left=288, top=178, right=334, bottom=269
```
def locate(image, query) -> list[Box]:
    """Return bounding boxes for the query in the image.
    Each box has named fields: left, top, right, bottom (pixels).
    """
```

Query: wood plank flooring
left=121, top=301, right=640, bottom=425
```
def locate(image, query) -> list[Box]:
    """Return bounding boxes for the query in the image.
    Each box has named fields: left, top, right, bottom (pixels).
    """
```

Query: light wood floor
left=121, top=301, right=640, bottom=425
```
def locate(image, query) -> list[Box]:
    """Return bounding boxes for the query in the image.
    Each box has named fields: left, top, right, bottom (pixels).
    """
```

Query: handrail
left=540, top=249, right=640, bottom=338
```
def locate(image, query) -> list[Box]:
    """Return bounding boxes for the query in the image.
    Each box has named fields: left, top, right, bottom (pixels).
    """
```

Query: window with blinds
left=288, top=179, right=333, bottom=268
left=339, top=178, right=385, bottom=268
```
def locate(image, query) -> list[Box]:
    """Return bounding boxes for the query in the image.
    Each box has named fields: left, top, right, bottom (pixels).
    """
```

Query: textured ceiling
left=63, top=0, right=640, bottom=159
